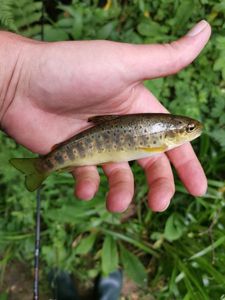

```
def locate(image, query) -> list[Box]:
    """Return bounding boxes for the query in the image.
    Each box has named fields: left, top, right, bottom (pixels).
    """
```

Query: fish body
left=10, top=113, right=203, bottom=191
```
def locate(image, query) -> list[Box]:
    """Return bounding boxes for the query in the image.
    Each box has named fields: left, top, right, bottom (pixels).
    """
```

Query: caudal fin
left=10, top=158, right=48, bottom=192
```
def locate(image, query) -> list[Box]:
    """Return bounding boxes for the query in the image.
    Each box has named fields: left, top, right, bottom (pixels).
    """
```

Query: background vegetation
left=0, top=0, right=225, bottom=299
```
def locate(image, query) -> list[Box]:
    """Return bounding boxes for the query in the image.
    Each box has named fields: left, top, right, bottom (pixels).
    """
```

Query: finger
left=139, top=154, right=175, bottom=212
left=130, top=86, right=207, bottom=196
left=125, top=20, right=211, bottom=81
left=167, top=144, right=207, bottom=196
left=102, top=162, right=134, bottom=213
left=72, top=166, right=100, bottom=200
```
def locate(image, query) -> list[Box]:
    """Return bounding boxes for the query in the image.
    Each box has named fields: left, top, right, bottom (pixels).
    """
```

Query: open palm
left=2, top=20, right=211, bottom=212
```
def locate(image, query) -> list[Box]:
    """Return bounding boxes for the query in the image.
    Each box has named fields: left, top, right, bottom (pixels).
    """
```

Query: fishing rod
left=33, top=187, right=41, bottom=300
left=33, top=2, right=45, bottom=299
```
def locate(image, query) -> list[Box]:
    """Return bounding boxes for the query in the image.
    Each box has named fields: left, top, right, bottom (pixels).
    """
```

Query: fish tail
left=9, top=158, right=48, bottom=192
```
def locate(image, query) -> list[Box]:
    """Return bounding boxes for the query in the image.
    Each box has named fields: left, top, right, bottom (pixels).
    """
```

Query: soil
left=0, top=261, right=51, bottom=300
left=0, top=260, right=153, bottom=300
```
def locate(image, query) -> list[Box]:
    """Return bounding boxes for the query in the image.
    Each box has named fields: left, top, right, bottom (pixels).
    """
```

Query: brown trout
left=10, top=113, right=203, bottom=192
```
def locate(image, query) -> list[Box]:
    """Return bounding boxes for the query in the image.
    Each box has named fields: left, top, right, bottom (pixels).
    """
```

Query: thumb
left=126, top=20, right=211, bottom=81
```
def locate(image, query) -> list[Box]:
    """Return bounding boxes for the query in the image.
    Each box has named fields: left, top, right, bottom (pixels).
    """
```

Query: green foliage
left=164, top=213, right=185, bottom=242
left=120, top=244, right=147, bottom=287
left=0, top=292, right=8, bottom=300
left=1, top=0, right=225, bottom=299
left=101, top=235, right=118, bottom=275
left=0, top=0, right=16, bottom=31
left=0, top=0, right=42, bottom=37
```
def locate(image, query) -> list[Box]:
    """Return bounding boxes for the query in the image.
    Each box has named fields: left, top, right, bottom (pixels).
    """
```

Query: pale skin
left=0, top=20, right=211, bottom=212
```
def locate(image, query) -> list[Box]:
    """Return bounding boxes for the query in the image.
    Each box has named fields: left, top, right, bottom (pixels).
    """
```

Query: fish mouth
left=194, top=122, right=203, bottom=138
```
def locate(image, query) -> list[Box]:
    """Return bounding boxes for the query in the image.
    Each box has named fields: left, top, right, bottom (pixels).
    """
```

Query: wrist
left=0, top=31, right=28, bottom=130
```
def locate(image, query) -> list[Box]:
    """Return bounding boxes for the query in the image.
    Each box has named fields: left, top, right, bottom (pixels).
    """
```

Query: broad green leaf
left=75, top=233, right=97, bottom=255
left=210, top=128, right=225, bottom=148
left=46, top=203, right=99, bottom=224
left=58, top=4, right=78, bottom=18
left=164, top=213, right=185, bottom=241
left=72, top=10, right=83, bottom=40
left=216, top=36, right=225, bottom=50
left=120, top=244, right=147, bottom=286
left=144, top=78, right=164, bottom=99
left=44, top=25, right=69, bottom=42
left=56, top=18, right=74, bottom=28
left=101, top=235, right=118, bottom=275
left=0, top=292, right=8, bottom=300
left=15, top=12, right=42, bottom=28
left=97, top=21, right=116, bottom=39
left=174, top=0, right=195, bottom=31
left=213, top=56, right=225, bottom=72
left=137, top=20, right=165, bottom=37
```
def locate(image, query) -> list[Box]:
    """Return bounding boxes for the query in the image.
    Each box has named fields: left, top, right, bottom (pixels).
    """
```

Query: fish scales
left=43, top=117, right=152, bottom=171
left=40, top=114, right=202, bottom=173
left=10, top=113, right=203, bottom=191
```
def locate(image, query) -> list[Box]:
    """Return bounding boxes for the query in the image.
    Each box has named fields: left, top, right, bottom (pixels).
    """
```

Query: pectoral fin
left=139, top=145, right=167, bottom=153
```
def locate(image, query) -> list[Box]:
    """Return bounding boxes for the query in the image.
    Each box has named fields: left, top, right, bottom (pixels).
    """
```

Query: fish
left=9, top=113, right=203, bottom=192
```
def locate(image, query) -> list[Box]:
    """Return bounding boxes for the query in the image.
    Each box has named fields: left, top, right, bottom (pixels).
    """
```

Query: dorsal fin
left=88, top=115, right=120, bottom=124
left=51, top=141, right=65, bottom=151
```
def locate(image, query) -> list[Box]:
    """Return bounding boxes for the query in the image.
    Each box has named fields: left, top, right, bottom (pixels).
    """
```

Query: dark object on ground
left=48, top=269, right=123, bottom=300
left=48, top=270, right=80, bottom=300
left=94, top=270, right=123, bottom=300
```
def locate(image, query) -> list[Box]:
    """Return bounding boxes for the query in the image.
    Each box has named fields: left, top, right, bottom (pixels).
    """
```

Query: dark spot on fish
left=45, top=159, right=54, bottom=169
left=144, top=129, right=147, bottom=133
left=102, top=132, right=110, bottom=140
left=125, top=136, right=134, bottom=149
left=76, top=142, right=86, bottom=157
left=66, top=147, right=75, bottom=160
left=95, top=139, right=103, bottom=152
left=85, top=137, right=92, bottom=145
left=153, top=140, right=156, bottom=145
left=54, top=152, right=64, bottom=164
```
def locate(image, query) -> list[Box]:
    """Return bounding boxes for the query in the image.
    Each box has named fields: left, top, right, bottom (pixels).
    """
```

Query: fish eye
left=186, top=123, right=196, bottom=133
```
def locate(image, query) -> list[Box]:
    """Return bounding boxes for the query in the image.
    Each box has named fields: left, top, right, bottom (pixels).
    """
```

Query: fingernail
left=186, top=20, right=208, bottom=37
left=159, top=201, right=170, bottom=212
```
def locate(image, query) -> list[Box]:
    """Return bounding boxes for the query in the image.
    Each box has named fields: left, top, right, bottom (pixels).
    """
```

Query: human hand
left=0, top=20, right=211, bottom=212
